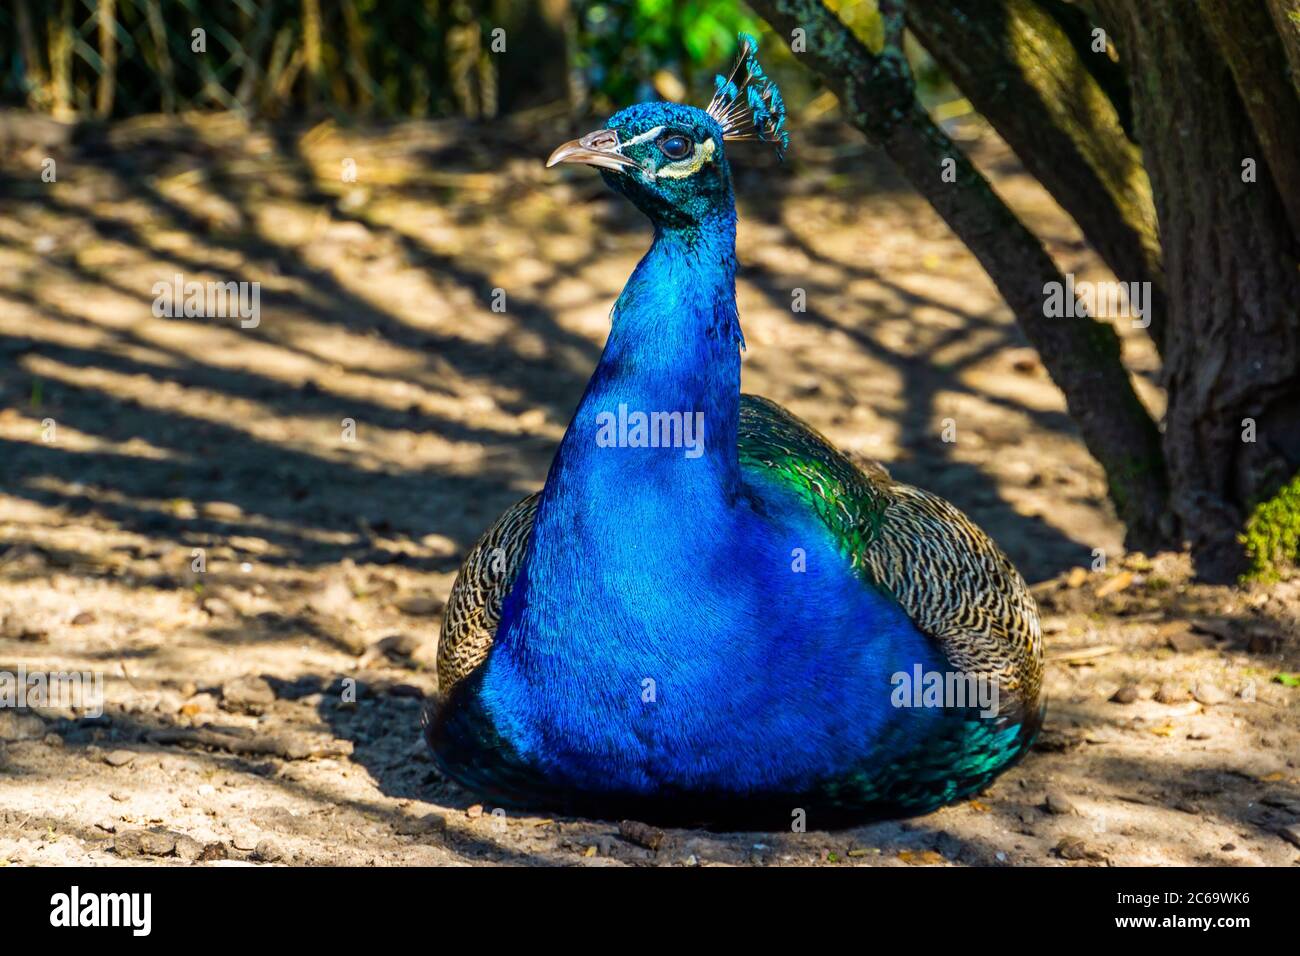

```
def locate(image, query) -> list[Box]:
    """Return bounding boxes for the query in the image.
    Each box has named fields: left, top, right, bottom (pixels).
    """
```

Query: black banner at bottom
left=0, top=864, right=1290, bottom=941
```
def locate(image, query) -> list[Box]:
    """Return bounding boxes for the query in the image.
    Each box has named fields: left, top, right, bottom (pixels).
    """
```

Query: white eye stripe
left=618, top=125, right=665, bottom=149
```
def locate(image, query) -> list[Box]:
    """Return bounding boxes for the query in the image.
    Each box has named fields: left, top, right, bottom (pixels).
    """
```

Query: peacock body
left=426, top=36, right=1043, bottom=828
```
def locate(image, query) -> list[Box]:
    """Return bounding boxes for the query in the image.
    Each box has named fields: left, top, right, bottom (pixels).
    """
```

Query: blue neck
left=549, top=210, right=742, bottom=507
left=497, top=210, right=743, bottom=655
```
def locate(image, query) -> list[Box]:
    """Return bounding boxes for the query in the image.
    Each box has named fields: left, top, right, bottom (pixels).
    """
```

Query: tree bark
left=14, top=0, right=48, bottom=110
left=301, top=0, right=326, bottom=110
left=906, top=0, right=1167, bottom=351
left=747, top=0, right=1171, bottom=548
left=1194, top=0, right=1300, bottom=240
left=1036, top=0, right=1135, bottom=138
left=1266, top=0, right=1300, bottom=98
left=95, top=0, right=117, bottom=118
left=1097, top=0, right=1300, bottom=580
left=49, top=0, right=74, bottom=120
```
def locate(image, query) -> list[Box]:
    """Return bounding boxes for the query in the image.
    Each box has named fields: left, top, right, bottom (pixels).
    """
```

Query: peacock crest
left=706, top=32, right=790, bottom=159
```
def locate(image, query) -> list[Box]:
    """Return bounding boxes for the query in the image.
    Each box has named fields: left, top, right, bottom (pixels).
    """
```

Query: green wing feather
left=737, top=394, right=1043, bottom=706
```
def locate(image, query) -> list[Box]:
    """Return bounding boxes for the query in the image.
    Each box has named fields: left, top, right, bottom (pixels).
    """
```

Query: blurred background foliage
left=0, top=0, right=945, bottom=120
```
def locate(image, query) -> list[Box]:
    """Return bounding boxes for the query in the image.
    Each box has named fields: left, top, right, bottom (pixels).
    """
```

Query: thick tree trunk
left=748, top=0, right=1171, bottom=548
left=907, top=0, right=1167, bottom=351
left=1097, top=0, right=1300, bottom=580
left=1195, top=0, right=1300, bottom=239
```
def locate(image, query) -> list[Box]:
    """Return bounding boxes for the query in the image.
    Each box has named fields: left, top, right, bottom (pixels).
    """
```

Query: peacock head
left=546, top=33, right=788, bottom=229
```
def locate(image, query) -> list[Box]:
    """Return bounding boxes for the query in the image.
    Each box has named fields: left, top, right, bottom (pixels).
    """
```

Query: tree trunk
left=1195, top=0, right=1300, bottom=239
left=748, top=0, right=1171, bottom=548
left=301, top=0, right=326, bottom=110
left=907, top=0, right=1167, bottom=351
left=95, top=0, right=117, bottom=118
left=1037, top=0, right=1135, bottom=137
left=1097, top=0, right=1300, bottom=580
left=49, top=0, right=74, bottom=120
left=1266, top=0, right=1300, bottom=97
left=14, top=0, right=48, bottom=110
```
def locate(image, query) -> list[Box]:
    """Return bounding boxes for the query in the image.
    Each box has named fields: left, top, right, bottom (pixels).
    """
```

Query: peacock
left=425, top=34, right=1043, bottom=829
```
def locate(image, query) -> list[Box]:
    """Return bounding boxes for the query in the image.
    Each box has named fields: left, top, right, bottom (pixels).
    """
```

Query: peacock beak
left=546, top=129, right=639, bottom=173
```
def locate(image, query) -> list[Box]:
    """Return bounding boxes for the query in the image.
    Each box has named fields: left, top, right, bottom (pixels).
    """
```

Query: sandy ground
left=0, top=110, right=1297, bottom=866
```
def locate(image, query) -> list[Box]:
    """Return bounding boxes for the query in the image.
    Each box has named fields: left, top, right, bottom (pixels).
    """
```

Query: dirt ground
left=0, top=109, right=1297, bottom=866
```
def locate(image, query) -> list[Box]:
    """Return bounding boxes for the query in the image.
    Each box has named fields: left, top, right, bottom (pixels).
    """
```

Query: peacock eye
left=658, top=134, right=693, bottom=161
